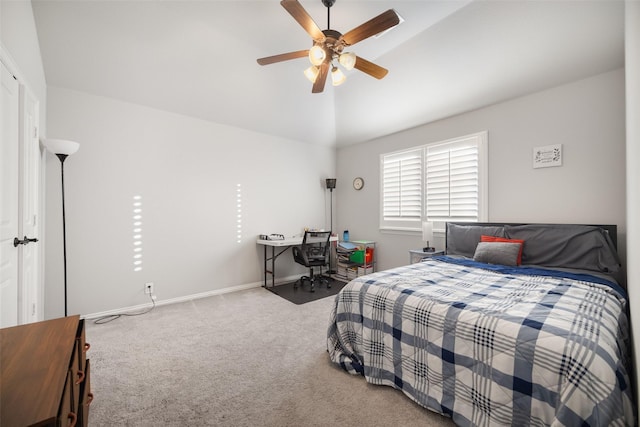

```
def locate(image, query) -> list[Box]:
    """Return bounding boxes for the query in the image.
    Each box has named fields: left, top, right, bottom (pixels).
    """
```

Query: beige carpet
left=86, top=287, right=456, bottom=426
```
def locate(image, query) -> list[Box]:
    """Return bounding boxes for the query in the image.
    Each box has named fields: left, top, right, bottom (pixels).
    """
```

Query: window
left=381, top=148, right=423, bottom=231
left=380, top=131, right=488, bottom=232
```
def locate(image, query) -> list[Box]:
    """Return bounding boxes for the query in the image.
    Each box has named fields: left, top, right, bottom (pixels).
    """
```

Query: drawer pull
left=86, top=392, right=94, bottom=406
left=76, top=370, right=85, bottom=384
left=84, top=342, right=91, bottom=352
left=67, top=411, right=77, bottom=427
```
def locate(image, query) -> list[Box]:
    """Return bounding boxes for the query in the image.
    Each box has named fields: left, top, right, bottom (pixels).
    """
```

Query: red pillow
left=480, top=235, right=524, bottom=265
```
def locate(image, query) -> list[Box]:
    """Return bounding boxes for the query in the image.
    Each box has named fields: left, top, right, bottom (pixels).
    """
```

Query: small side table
left=409, top=249, right=444, bottom=264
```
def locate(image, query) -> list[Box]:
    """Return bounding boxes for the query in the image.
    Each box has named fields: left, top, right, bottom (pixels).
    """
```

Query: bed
left=327, top=223, right=634, bottom=426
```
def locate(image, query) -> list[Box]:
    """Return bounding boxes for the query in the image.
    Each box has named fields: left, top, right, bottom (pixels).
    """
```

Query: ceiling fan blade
left=280, top=0, right=325, bottom=41
left=354, top=56, right=389, bottom=80
left=257, top=50, right=309, bottom=66
left=341, top=9, right=400, bottom=46
left=312, top=62, right=329, bottom=93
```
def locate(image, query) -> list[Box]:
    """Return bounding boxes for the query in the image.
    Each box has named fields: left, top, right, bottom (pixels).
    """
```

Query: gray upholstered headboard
left=445, top=222, right=620, bottom=274
left=446, top=222, right=617, bottom=250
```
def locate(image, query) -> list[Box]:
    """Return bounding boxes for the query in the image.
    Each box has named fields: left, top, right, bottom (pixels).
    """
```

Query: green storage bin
left=349, top=249, right=372, bottom=264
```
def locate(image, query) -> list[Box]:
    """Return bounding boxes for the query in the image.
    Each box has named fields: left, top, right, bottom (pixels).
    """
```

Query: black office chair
left=292, top=231, right=332, bottom=292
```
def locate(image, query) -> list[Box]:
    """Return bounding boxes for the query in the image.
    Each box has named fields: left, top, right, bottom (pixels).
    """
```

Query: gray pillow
left=473, top=242, right=521, bottom=266
left=446, top=224, right=506, bottom=258
left=504, top=224, right=620, bottom=273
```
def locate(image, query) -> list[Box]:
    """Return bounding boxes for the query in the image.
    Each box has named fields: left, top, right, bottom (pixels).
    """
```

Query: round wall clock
left=353, top=177, right=364, bottom=190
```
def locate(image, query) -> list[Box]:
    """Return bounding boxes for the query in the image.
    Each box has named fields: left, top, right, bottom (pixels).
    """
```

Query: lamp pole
left=43, top=139, right=79, bottom=318
left=57, top=153, right=69, bottom=317
left=325, top=178, right=337, bottom=274
left=329, top=186, right=334, bottom=234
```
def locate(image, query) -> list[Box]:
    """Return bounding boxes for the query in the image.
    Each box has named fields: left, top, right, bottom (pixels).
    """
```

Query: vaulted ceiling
left=32, top=0, right=624, bottom=147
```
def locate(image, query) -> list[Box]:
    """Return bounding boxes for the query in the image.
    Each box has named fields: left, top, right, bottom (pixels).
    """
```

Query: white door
left=1, top=62, right=20, bottom=327
left=19, top=89, right=41, bottom=324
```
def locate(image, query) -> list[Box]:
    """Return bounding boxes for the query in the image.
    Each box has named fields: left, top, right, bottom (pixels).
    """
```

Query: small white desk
left=257, top=236, right=338, bottom=288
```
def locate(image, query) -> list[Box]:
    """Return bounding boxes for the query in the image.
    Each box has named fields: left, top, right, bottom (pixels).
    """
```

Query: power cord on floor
left=93, top=292, right=157, bottom=324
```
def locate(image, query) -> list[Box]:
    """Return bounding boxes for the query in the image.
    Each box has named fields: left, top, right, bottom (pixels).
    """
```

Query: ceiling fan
left=257, top=0, right=401, bottom=93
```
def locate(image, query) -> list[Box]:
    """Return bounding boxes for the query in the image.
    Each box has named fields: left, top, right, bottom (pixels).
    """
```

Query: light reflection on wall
left=133, top=195, right=143, bottom=271
left=237, top=184, right=242, bottom=243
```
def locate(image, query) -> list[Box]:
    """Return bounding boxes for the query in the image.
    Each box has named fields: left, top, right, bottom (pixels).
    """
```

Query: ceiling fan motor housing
left=319, top=29, right=345, bottom=61
left=321, top=0, right=336, bottom=8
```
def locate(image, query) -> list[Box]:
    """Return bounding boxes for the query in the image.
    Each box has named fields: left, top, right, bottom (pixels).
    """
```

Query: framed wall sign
left=533, top=144, right=562, bottom=169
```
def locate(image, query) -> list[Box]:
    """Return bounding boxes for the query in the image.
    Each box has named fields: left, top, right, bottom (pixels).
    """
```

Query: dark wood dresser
left=1, top=315, right=93, bottom=426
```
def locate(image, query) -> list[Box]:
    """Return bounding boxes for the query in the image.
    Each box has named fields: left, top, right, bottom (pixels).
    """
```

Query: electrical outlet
left=145, top=282, right=154, bottom=294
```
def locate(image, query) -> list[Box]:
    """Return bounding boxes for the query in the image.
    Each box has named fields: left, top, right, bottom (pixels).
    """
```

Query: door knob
left=13, top=236, right=39, bottom=247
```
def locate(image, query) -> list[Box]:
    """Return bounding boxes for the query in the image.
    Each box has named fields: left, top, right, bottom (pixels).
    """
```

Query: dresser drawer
left=71, top=319, right=89, bottom=414
left=75, top=319, right=89, bottom=372
left=59, top=370, right=77, bottom=427
left=0, top=315, right=90, bottom=427
left=78, top=359, right=93, bottom=427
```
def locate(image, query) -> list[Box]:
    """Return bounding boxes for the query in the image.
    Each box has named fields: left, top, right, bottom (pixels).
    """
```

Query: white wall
left=625, top=0, right=640, bottom=413
left=336, top=69, right=626, bottom=272
left=45, top=87, right=336, bottom=318
left=0, top=0, right=47, bottom=111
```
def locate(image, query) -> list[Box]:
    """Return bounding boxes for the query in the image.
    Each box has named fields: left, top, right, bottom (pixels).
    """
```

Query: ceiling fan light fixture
left=331, top=66, right=346, bottom=86
left=309, top=44, right=326, bottom=66
left=257, top=1, right=401, bottom=93
left=304, top=65, right=320, bottom=83
left=338, top=52, right=356, bottom=70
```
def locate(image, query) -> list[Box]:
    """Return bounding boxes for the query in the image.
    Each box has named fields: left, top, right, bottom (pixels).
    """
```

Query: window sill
left=379, top=227, right=446, bottom=236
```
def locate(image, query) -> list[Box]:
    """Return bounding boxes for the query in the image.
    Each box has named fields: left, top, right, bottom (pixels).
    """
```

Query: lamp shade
left=422, top=221, right=433, bottom=243
left=304, top=66, right=319, bottom=83
left=331, top=67, right=346, bottom=86
left=338, top=52, right=356, bottom=70
left=43, top=139, right=80, bottom=156
left=326, top=178, right=336, bottom=189
left=308, top=45, right=326, bottom=66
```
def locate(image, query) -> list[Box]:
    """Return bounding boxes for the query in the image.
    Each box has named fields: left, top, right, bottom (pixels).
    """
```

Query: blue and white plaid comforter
left=327, top=256, right=634, bottom=426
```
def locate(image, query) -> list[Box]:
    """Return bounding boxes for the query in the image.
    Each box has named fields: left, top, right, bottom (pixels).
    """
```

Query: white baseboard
left=82, top=275, right=301, bottom=320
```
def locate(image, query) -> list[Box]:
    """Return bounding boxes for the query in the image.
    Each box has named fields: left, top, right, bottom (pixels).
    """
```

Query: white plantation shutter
left=381, top=149, right=422, bottom=229
left=426, top=137, right=481, bottom=222
left=380, top=131, right=487, bottom=231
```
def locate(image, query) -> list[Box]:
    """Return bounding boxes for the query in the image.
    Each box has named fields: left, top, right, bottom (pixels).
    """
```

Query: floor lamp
left=43, top=139, right=80, bottom=317
left=325, top=178, right=336, bottom=273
